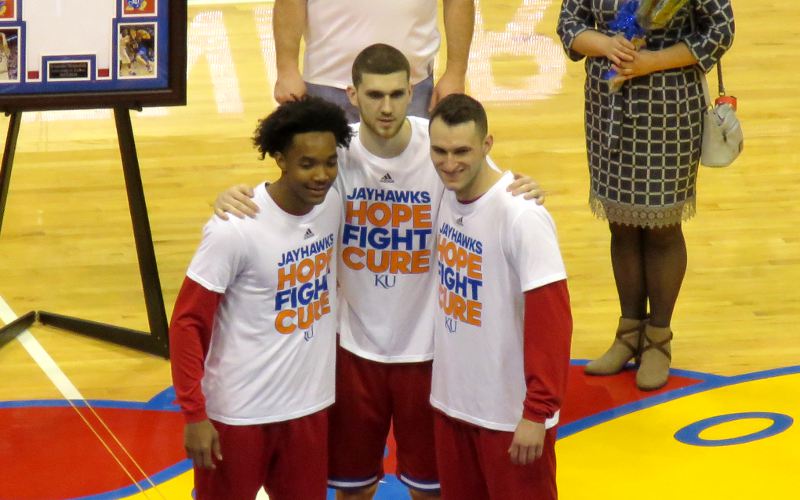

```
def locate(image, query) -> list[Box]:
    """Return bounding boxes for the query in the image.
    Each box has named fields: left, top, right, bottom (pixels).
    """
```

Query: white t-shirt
left=303, top=0, right=440, bottom=88
left=187, top=183, right=341, bottom=425
left=335, top=116, right=444, bottom=362
left=430, top=170, right=567, bottom=432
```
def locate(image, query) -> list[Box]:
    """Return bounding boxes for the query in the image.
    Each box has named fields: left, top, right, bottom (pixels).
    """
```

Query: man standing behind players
left=428, top=94, right=572, bottom=500
left=272, top=0, right=475, bottom=121
left=169, top=97, right=352, bottom=500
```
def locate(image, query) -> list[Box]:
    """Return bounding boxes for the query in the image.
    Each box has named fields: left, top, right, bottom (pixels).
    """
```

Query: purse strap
left=689, top=4, right=725, bottom=96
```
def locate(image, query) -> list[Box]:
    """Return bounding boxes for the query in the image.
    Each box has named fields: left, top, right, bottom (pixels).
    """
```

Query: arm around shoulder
left=213, top=184, right=259, bottom=220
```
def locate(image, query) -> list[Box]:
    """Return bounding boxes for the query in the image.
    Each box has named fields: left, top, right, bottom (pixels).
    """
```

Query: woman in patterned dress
left=557, top=0, right=734, bottom=390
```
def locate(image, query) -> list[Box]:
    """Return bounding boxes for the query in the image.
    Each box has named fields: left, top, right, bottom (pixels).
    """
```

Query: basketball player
left=212, top=44, right=543, bottom=500
left=133, top=29, right=153, bottom=73
left=119, top=28, right=134, bottom=75
left=0, top=32, right=10, bottom=80
left=428, top=94, right=572, bottom=500
left=169, top=97, right=352, bottom=500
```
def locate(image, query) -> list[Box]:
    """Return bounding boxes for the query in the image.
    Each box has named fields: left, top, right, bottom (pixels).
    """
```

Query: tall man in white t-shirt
left=272, top=0, right=475, bottom=122
left=428, top=94, right=572, bottom=500
left=213, top=45, right=542, bottom=500
left=169, top=97, right=353, bottom=500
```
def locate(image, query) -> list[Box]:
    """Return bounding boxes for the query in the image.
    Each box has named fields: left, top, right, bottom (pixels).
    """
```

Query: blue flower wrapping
left=603, top=0, right=646, bottom=86
left=603, top=0, right=689, bottom=91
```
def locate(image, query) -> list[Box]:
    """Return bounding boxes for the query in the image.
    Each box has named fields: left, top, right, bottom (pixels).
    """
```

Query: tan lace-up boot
left=636, top=323, right=673, bottom=391
left=584, top=317, right=645, bottom=375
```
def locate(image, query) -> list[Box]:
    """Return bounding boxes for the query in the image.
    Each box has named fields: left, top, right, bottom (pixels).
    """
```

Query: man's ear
left=346, top=85, right=358, bottom=107
left=273, top=151, right=287, bottom=173
left=483, top=134, right=494, bottom=156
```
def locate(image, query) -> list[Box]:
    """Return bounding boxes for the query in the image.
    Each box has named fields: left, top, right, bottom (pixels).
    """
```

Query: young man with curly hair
left=169, top=96, right=352, bottom=500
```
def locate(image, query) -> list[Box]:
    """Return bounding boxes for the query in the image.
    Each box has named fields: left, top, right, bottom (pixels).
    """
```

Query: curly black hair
left=253, top=96, right=353, bottom=159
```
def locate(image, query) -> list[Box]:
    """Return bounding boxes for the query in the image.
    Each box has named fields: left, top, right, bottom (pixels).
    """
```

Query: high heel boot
left=636, top=323, right=673, bottom=391
left=584, top=317, right=645, bottom=375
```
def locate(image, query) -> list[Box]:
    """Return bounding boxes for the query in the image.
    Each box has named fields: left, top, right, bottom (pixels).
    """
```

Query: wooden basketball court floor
left=0, top=1, right=797, bottom=498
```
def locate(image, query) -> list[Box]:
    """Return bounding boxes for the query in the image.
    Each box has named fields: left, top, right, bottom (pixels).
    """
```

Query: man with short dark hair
left=428, top=94, right=572, bottom=500
left=170, top=96, right=352, bottom=500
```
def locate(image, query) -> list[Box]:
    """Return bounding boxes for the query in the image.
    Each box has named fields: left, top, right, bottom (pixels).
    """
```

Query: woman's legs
left=586, top=222, right=686, bottom=386
left=584, top=223, right=648, bottom=375
left=636, top=224, right=686, bottom=390
left=642, top=224, right=687, bottom=328
left=610, top=223, right=648, bottom=319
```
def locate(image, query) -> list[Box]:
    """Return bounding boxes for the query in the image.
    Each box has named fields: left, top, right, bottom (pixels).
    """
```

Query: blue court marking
left=559, top=364, right=800, bottom=440
left=75, top=460, right=193, bottom=500
left=0, top=389, right=186, bottom=500
left=0, top=388, right=405, bottom=499
left=570, top=359, right=728, bottom=383
left=674, top=412, right=794, bottom=447
left=0, top=386, right=179, bottom=411
left=145, top=386, right=180, bottom=410
left=4, top=365, right=799, bottom=498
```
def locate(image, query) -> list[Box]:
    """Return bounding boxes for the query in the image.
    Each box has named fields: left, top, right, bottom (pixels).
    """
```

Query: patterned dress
left=557, top=0, right=734, bottom=227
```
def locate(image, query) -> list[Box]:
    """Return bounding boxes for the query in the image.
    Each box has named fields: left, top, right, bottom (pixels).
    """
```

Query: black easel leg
left=0, top=109, right=170, bottom=358
left=114, top=107, right=169, bottom=357
left=0, top=311, right=36, bottom=350
left=0, top=111, right=22, bottom=235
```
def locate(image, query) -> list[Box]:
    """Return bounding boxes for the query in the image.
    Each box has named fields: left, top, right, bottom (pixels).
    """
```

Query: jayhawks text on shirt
left=342, top=188, right=433, bottom=274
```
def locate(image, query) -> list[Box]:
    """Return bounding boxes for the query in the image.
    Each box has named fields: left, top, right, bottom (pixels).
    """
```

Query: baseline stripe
left=0, top=296, right=166, bottom=498
left=0, top=296, right=84, bottom=400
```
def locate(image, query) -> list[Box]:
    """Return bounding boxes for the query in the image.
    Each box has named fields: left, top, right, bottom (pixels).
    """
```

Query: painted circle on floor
left=674, top=411, right=794, bottom=447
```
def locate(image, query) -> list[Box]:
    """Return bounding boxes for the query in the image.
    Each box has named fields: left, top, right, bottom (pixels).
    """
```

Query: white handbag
left=700, top=61, right=743, bottom=168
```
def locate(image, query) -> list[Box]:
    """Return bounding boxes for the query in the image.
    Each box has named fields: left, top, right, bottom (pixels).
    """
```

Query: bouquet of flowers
left=604, top=0, right=690, bottom=91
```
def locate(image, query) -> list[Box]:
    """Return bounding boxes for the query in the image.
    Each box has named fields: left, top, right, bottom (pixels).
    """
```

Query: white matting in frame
left=23, top=0, right=115, bottom=81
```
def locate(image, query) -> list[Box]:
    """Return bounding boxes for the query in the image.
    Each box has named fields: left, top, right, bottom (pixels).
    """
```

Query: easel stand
left=0, top=108, right=169, bottom=358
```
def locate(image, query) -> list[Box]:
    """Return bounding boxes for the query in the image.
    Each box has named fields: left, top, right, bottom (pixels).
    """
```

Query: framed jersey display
left=0, top=0, right=185, bottom=111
